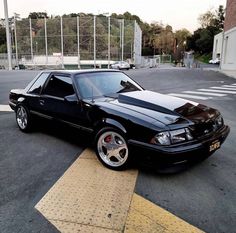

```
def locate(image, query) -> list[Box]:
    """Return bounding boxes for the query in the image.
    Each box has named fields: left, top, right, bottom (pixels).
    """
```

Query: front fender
left=17, top=97, right=26, bottom=103
left=15, top=97, right=27, bottom=110
left=95, top=118, right=127, bottom=134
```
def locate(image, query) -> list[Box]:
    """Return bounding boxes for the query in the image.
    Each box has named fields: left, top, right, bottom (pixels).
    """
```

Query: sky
left=0, top=0, right=226, bottom=32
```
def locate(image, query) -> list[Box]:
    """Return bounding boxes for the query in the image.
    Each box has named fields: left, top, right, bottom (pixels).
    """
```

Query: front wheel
left=16, top=105, right=32, bottom=132
left=95, top=127, right=129, bottom=170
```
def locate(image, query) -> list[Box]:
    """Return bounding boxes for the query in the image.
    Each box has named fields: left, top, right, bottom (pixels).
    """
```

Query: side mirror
left=64, top=94, right=79, bottom=103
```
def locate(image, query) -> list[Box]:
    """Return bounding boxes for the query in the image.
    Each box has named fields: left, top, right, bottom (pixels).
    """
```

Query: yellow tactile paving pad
left=35, top=149, right=204, bottom=233
left=125, top=194, right=204, bottom=233
left=35, top=149, right=138, bottom=232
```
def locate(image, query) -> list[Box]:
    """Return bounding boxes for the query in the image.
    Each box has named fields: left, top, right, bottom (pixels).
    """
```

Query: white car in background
left=209, top=57, right=220, bottom=64
left=110, top=61, right=130, bottom=70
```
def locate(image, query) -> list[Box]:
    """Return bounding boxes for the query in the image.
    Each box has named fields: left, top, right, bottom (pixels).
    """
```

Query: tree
left=0, top=26, right=6, bottom=45
left=28, top=12, right=49, bottom=19
left=187, top=5, right=225, bottom=56
left=215, top=5, right=225, bottom=30
left=175, top=29, right=191, bottom=45
left=0, top=25, right=7, bottom=53
left=198, top=5, right=225, bottom=30
left=173, top=29, right=191, bottom=60
left=198, top=9, right=216, bottom=28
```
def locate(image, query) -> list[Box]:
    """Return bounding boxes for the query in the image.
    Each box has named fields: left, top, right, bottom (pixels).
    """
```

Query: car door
left=26, top=72, right=50, bottom=114
left=40, top=73, right=91, bottom=131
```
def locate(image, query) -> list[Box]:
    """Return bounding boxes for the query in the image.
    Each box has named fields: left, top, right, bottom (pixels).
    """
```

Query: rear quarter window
left=27, top=72, right=50, bottom=94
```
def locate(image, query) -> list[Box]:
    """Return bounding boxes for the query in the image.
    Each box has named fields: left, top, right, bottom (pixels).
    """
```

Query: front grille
left=190, top=119, right=223, bottom=139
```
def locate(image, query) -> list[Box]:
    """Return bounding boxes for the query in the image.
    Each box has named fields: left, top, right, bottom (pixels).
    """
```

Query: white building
left=213, top=0, right=236, bottom=78
left=212, top=32, right=223, bottom=61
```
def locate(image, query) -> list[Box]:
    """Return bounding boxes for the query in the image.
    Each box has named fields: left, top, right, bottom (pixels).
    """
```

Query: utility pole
left=3, top=0, right=12, bottom=70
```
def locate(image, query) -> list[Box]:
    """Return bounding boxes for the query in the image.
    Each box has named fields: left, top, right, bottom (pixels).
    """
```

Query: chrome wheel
left=97, top=131, right=128, bottom=168
left=16, top=106, right=28, bottom=130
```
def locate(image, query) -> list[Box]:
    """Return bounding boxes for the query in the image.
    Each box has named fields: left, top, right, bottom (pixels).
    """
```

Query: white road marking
left=183, top=91, right=226, bottom=97
left=210, top=86, right=236, bottom=91
left=198, top=89, right=236, bottom=94
left=168, top=93, right=210, bottom=100
left=222, top=85, right=236, bottom=89
left=0, top=105, right=13, bottom=112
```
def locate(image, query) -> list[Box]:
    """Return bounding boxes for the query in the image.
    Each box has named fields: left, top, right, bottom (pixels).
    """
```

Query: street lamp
left=35, top=41, right=38, bottom=54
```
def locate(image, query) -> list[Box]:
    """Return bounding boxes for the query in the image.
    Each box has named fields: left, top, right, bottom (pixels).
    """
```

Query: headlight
left=151, top=128, right=193, bottom=145
left=153, top=131, right=171, bottom=145
left=215, top=115, right=223, bottom=127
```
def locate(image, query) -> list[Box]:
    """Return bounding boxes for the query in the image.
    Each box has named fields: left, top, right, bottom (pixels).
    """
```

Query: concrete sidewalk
left=220, top=70, right=236, bottom=79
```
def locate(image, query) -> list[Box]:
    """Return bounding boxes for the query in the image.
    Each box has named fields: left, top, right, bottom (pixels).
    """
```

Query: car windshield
left=75, top=72, right=143, bottom=99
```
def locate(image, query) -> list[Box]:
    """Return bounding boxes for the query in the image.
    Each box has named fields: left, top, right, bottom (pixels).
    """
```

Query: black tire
left=15, top=104, right=33, bottom=132
left=95, top=127, right=130, bottom=170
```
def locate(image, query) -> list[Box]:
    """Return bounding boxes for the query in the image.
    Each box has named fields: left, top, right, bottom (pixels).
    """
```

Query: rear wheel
left=95, top=127, right=129, bottom=170
left=16, top=105, right=32, bottom=132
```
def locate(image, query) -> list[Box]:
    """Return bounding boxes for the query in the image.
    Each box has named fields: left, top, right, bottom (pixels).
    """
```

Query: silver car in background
left=110, top=61, right=130, bottom=70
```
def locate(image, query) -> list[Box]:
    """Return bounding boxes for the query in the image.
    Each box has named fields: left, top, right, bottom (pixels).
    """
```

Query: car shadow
left=133, top=155, right=211, bottom=175
left=33, top=118, right=93, bottom=148
left=31, top=119, right=208, bottom=175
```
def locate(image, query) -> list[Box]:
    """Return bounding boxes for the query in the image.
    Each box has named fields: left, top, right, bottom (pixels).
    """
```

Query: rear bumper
left=128, top=125, right=230, bottom=165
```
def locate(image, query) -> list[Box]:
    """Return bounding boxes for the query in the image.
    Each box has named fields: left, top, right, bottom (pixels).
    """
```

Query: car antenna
left=91, top=86, right=94, bottom=103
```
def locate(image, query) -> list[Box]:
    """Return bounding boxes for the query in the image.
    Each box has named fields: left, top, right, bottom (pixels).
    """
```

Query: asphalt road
left=0, top=68, right=235, bottom=233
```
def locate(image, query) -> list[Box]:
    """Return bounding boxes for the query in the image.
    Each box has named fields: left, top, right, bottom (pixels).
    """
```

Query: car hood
left=97, top=90, right=219, bottom=126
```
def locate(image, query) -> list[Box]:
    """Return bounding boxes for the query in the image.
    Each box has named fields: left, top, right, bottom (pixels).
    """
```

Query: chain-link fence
left=140, top=55, right=172, bottom=68
left=5, top=15, right=142, bottom=69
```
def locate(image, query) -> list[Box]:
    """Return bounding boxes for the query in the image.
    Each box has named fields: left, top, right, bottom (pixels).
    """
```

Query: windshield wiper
left=104, top=93, right=118, bottom=98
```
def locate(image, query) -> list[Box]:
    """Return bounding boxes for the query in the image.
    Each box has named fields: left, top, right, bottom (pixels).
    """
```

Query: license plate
left=209, top=140, right=221, bottom=152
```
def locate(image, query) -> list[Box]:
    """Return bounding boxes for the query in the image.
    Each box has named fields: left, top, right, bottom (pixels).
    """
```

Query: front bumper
left=128, top=125, right=230, bottom=165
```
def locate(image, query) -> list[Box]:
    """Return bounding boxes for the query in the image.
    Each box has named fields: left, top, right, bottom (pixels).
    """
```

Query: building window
left=215, top=39, right=218, bottom=54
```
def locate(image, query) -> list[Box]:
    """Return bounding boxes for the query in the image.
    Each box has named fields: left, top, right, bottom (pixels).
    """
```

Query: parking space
left=0, top=69, right=236, bottom=232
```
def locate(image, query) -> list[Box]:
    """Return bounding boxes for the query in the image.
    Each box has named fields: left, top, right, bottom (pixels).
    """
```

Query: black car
left=9, top=70, right=230, bottom=170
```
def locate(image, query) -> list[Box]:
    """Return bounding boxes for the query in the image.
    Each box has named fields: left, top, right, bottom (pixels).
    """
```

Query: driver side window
left=43, top=75, right=75, bottom=98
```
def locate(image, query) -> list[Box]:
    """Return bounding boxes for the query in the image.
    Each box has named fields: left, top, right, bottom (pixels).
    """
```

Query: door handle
left=39, top=99, right=45, bottom=106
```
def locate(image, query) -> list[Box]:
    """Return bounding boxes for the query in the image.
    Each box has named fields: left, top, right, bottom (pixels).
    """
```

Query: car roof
left=40, top=69, right=121, bottom=76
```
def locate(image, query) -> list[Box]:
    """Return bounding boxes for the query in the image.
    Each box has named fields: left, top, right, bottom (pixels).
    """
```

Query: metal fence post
left=121, top=19, right=124, bottom=61
left=14, top=13, right=18, bottom=67
left=29, top=18, right=34, bottom=65
left=133, top=20, right=136, bottom=65
left=119, top=20, right=122, bottom=60
left=60, top=16, right=64, bottom=69
left=44, top=17, right=48, bottom=67
left=108, top=16, right=110, bottom=69
left=77, top=16, right=80, bottom=69
left=94, top=15, right=96, bottom=69
left=3, top=0, right=12, bottom=70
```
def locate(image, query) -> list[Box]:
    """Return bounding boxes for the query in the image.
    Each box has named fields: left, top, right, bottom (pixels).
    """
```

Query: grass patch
left=195, top=53, right=212, bottom=64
